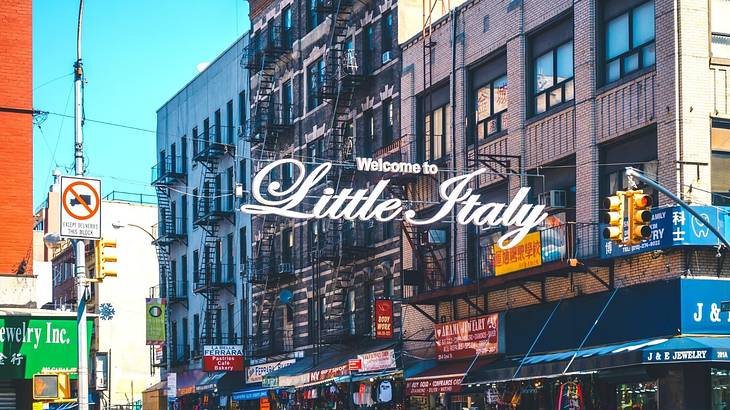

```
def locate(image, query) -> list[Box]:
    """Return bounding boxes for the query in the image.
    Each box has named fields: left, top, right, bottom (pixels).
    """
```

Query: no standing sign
left=60, top=176, right=101, bottom=240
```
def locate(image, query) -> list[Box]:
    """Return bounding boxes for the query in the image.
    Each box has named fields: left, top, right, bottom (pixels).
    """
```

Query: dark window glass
left=226, top=100, right=234, bottom=144
left=534, top=41, right=574, bottom=114
left=282, top=80, right=293, bottom=125
left=181, top=254, right=188, bottom=293
left=214, top=110, right=221, bottom=143
left=307, top=57, right=324, bottom=110
left=474, top=74, right=508, bottom=141
left=238, top=91, right=246, bottom=126
left=364, top=24, right=375, bottom=73
left=307, top=0, right=323, bottom=32
left=364, top=110, right=375, bottom=156
left=382, top=12, right=393, bottom=59
left=282, top=6, right=293, bottom=48
left=605, top=1, right=655, bottom=83
left=382, top=99, right=394, bottom=145
left=422, top=104, right=450, bottom=161
left=193, top=250, right=199, bottom=284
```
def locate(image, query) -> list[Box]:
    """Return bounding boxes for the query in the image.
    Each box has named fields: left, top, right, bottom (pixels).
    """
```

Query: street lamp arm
left=116, top=223, right=156, bottom=241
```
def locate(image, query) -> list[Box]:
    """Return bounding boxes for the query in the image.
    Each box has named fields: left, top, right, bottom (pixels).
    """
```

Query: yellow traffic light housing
left=602, top=193, right=625, bottom=243
left=95, top=238, right=118, bottom=279
left=629, top=191, right=653, bottom=244
left=33, top=373, right=71, bottom=401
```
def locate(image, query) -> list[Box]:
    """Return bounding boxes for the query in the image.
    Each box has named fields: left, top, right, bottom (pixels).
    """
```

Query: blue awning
left=643, top=336, right=730, bottom=363
left=196, top=372, right=227, bottom=392
left=232, top=385, right=271, bottom=401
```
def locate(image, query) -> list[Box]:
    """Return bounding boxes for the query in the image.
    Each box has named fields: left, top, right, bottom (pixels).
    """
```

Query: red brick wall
left=0, top=0, right=33, bottom=275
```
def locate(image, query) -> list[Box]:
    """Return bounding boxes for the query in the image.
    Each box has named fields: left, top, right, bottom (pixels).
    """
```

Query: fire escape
left=316, top=0, right=374, bottom=344
left=151, top=151, right=188, bottom=369
left=241, top=20, right=295, bottom=358
left=192, top=123, right=236, bottom=350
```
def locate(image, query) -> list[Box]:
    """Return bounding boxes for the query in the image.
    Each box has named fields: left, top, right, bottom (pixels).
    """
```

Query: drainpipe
left=674, top=0, right=683, bottom=199
left=450, top=8, right=459, bottom=285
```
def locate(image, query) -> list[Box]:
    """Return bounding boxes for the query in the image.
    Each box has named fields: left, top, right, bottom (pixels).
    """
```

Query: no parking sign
left=60, top=175, right=101, bottom=240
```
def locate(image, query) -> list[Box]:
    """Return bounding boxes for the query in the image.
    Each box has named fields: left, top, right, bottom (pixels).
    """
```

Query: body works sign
left=435, top=314, right=503, bottom=360
left=374, top=299, right=393, bottom=339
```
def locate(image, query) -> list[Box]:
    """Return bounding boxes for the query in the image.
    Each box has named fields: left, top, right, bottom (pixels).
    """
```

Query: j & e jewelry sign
left=241, top=158, right=548, bottom=249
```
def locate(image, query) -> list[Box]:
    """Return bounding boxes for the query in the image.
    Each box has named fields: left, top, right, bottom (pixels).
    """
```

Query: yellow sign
left=493, top=231, right=542, bottom=276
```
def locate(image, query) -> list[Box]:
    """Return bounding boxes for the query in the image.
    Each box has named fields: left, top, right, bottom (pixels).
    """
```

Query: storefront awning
left=232, top=385, right=271, bottom=401
left=196, top=372, right=227, bottom=392
left=643, top=336, right=730, bottom=363
left=463, top=338, right=668, bottom=384
left=405, top=359, right=494, bottom=395
left=176, top=370, right=206, bottom=396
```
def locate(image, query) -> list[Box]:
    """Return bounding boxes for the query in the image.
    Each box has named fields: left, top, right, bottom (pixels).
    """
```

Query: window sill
left=597, top=66, right=656, bottom=96
left=526, top=100, right=574, bottom=126
left=711, top=57, right=730, bottom=66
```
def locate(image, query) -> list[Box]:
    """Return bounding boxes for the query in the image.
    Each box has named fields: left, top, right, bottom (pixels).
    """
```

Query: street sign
left=60, top=176, right=101, bottom=240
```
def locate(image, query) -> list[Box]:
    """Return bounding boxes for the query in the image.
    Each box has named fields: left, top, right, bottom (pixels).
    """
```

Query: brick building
left=393, top=0, right=730, bottom=409
left=239, top=0, right=406, bottom=397
left=0, top=0, right=33, bottom=277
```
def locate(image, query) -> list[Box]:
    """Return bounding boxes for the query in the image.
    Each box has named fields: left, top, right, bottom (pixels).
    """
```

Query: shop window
left=616, top=382, right=658, bottom=409
left=604, top=1, right=655, bottom=84
left=307, top=57, right=324, bottom=111
left=530, top=17, right=574, bottom=115
left=712, top=368, right=730, bottom=408
left=712, top=0, right=730, bottom=59
left=474, top=74, right=508, bottom=140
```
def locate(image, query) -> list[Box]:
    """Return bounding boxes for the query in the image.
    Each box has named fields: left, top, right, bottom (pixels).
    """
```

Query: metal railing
left=373, top=134, right=417, bottom=164
left=153, top=217, right=187, bottom=242
left=195, top=263, right=235, bottom=291
left=405, top=223, right=601, bottom=297
left=103, top=191, right=157, bottom=205
left=246, top=256, right=295, bottom=285
left=247, top=329, right=294, bottom=357
left=193, top=128, right=236, bottom=162
left=243, top=25, right=293, bottom=71
left=151, top=155, right=187, bottom=185
left=195, top=191, right=237, bottom=221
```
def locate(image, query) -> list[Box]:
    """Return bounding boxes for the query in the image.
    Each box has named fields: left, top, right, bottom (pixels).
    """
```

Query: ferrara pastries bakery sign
left=241, top=158, right=548, bottom=249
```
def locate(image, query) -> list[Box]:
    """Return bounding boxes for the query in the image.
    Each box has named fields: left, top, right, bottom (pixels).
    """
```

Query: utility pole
left=74, top=1, right=89, bottom=409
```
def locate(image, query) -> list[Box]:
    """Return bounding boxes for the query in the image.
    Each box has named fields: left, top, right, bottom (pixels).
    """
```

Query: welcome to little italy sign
left=0, top=315, right=93, bottom=379
left=241, top=158, right=548, bottom=249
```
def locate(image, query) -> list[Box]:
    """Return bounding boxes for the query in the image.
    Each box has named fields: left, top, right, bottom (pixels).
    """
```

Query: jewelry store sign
left=241, top=158, right=548, bottom=249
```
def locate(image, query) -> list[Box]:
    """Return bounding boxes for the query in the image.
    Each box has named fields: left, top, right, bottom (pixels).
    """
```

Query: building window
left=239, top=227, right=248, bottom=267
left=345, top=289, right=356, bottom=335
left=193, top=314, right=200, bottom=353
left=238, top=91, right=246, bottom=127
left=534, top=41, right=574, bottom=114
left=282, top=80, right=293, bottom=125
left=192, top=188, right=198, bottom=227
left=307, top=57, right=324, bottom=111
left=382, top=99, right=394, bottom=145
left=181, top=254, right=188, bottom=294
left=192, top=127, right=199, bottom=156
left=384, top=276, right=394, bottom=298
left=600, top=131, right=658, bottom=206
left=382, top=11, right=393, bottom=60
left=712, top=0, right=730, bottom=59
left=226, top=100, right=234, bottom=144
left=282, top=6, right=293, bottom=48
left=474, top=75, right=508, bottom=140
left=214, top=110, right=221, bottom=143
left=227, top=303, right=235, bottom=344
left=604, top=1, right=655, bottom=83
left=307, top=0, right=323, bottom=32
left=308, top=138, right=323, bottom=172
left=713, top=121, right=730, bottom=205
left=282, top=228, right=293, bottom=264
left=364, top=110, right=375, bottom=156
left=193, top=250, right=200, bottom=285
left=423, top=104, right=451, bottom=161
left=364, top=24, right=375, bottom=73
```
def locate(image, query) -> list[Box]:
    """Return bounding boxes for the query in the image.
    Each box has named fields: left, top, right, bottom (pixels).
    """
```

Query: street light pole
left=73, top=1, right=89, bottom=409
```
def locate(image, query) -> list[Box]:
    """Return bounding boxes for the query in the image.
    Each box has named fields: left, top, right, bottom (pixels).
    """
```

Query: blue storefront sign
left=681, top=278, right=730, bottom=334
left=601, top=205, right=727, bottom=259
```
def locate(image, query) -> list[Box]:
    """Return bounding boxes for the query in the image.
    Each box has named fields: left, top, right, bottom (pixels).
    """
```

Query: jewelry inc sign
left=241, top=158, right=548, bottom=249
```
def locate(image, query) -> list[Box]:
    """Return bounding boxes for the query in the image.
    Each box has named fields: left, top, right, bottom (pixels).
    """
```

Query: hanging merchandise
left=376, top=380, right=393, bottom=403
left=557, top=382, right=584, bottom=410
left=486, top=387, right=499, bottom=404
left=353, top=382, right=374, bottom=407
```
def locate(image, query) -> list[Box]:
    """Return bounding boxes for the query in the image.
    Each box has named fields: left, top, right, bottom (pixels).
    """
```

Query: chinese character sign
left=493, top=231, right=542, bottom=276
left=374, top=299, right=393, bottom=339
left=146, top=298, right=166, bottom=345
left=434, top=314, right=502, bottom=361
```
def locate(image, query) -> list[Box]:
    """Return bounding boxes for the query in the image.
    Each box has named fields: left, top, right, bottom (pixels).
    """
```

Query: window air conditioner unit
left=538, top=190, right=567, bottom=209
left=381, top=50, right=392, bottom=64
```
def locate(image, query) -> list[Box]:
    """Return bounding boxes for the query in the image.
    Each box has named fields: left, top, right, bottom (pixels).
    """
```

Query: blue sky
left=33, top=0, right=250, bottom=208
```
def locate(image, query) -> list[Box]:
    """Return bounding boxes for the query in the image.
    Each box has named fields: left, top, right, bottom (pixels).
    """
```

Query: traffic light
left=629, top=191, right=653, bottom=244
left=602, top=193, right=625, bottom=243
left=95, top=238, right=118, bottom=279
left=33, top=373, right=70, bottom=401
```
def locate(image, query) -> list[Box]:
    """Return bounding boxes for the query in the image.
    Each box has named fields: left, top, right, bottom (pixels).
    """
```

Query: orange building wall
left=0, top=0, right=33, bottom=275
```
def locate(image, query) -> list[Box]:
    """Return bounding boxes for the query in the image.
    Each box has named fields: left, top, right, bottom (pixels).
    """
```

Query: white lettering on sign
left=241, top=159, right=548, bottom=249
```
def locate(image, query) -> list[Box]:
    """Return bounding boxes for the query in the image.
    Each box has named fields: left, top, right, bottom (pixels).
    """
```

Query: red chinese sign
left=203, top=345, right=244, bottom=372
left=406, top=376, right=463, bottom=395
left=374, top=299, right=394, bottom=339
left=434, top=314, right=500, bottom=361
